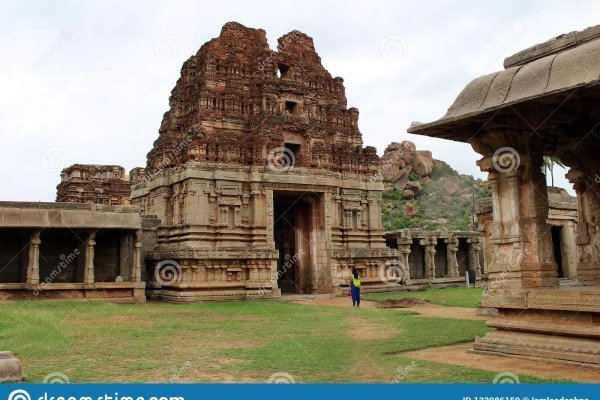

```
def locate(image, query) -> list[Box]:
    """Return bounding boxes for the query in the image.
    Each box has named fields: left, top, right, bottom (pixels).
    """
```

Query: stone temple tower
left=132, top=22, right=400, bottom=302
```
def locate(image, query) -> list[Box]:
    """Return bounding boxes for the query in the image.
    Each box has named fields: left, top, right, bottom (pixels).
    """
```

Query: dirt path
left=291, top=296, right=487, bottom=320
left=403, top=343, right=600, bottom=383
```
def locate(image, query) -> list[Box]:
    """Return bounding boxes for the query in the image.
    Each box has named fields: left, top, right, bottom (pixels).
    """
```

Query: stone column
left=26, top=230, right=42, bottom=285
left=421, top=237, right=437, bottom=279
left=83, top=232, right=96, bottom=284
left=398, top=236, right=412, bottom=283
left=472, top=131, right=557, bottom=290
left=131, top=230, right=143, bottom=282
left=445, top=237, right=459, bottom=278
left=566, top=168, right=600, bottom=284
left=467, top=236, right=482, bottom=276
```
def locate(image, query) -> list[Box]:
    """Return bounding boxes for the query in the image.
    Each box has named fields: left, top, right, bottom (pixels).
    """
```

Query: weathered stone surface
left=405, top=181, right=422, bottom=192
left=439, top=176, right=460, bottom=196
left=411, top=150, right=433, bottom=176
left=402, top=189, right=415, bottom=200
left=0, top=352, right=25, bottom=383
left=57, top=164, right=132, bottom=205
left=381, top=140, right=434, bottom=190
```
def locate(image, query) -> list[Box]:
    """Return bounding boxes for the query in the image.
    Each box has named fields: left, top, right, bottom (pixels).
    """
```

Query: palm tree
left=543, top=156, right=566, bottom=187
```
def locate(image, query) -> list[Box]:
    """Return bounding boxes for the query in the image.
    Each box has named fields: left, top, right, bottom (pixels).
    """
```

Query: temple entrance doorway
left=273, top=191, right=327, bottom=294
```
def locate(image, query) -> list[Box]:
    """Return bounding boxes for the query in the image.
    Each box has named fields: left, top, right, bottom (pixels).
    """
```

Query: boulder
left=402, top=189, right=415, bottom=200
left=0, top=352, right=25, bottom=383
left=411, top=150, right=433, bottom=176
left=403, top=203, right=417, bottom=218
left=440, top=176, right=460, bottom=196
left=382, top=163, right=400, bottom=182
left=391, top=165, right=412, bottom=191
left=405, top=181, right=422, bottom=192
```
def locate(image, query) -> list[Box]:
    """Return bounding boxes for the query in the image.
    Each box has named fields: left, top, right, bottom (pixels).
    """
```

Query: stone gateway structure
left=131, top=22, right=399, bottom=301
left=409, top=25, right=600, bottom=367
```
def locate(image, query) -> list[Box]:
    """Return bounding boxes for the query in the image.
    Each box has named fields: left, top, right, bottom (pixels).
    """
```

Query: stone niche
left=131, top=22, right=399, bottom=302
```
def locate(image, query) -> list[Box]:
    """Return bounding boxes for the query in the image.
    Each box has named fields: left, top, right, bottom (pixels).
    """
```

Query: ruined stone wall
left=56, top=164, right=132, bottom=206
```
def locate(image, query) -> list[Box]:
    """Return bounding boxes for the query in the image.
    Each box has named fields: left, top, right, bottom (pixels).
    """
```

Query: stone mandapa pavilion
left=131, top=22, right=399, bottom=302
left=409, top=25, right=600, bottom=366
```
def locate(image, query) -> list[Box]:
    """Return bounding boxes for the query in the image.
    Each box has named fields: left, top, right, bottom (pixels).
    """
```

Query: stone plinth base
left=472, top=330, right=600, bottom=367
left=0, top=282, right=146, bottom=304
left=0, top=352, right=25, bottom=383
left=147, top=287, right=280, bottom=303
left=473, top=286, right=600, bottom=367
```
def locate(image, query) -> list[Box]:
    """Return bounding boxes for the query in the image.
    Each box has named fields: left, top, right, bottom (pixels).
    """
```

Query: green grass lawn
left=0, top=297, right=553, bottom=383
left=363, top=287, right=484, bottom=308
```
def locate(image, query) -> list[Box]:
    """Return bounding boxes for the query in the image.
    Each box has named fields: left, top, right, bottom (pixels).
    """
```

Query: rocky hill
left=380, top=141, right=490, bottom=231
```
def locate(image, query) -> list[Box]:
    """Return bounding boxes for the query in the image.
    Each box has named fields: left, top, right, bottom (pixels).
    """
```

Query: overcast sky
left=2, top=0, right=597, bottom=201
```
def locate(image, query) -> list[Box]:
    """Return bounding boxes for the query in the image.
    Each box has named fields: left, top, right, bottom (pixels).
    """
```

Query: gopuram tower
left=132, top=22, right=400, bottom=302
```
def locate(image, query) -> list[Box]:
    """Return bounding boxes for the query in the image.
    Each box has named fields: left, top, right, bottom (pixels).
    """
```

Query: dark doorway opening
left=273, top=191, right=326, bottom=294
left=457, top=239, right=470, bottom=277
left=434, top=241, right=447, bottom=278
left=273, top=193, right=305, bottom=293
left=551, top=226, right=564, bottom=278
left=409, top=241, right=425, bottom=279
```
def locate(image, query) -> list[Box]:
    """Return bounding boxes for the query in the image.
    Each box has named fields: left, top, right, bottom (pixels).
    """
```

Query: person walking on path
left=350, top=269, right=361, bottom=307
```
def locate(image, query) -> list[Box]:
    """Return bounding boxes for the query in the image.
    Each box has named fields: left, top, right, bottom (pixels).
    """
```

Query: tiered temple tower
left=132, top=22, right=399, bottom=302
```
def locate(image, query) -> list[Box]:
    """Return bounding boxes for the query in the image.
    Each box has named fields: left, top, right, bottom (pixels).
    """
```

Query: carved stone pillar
left=26, top=230, right=42, bottom=285
left=445, top=237, right=459, bottom=278
left=467, top=236, right=482, bottom=276
left=421, top=237, right=437, bottom=279
left=472, top=131, right=557, bottom=290
left=83, top=232, right=96, bottom=284
left=131, top=230, right=143, bottom=282
left=398, top=236, right=412, bottom=283
left=566, top=168, right=600, bottom=284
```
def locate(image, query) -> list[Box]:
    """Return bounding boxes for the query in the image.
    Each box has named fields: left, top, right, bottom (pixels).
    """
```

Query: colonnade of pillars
left=395, top=235, right=482, bottom=281
left=24, top=229, right=142, bottom=286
